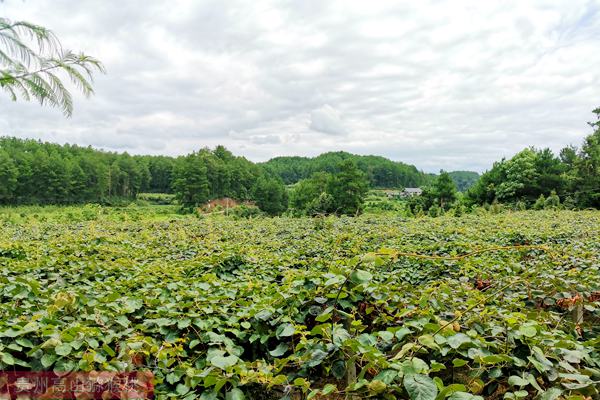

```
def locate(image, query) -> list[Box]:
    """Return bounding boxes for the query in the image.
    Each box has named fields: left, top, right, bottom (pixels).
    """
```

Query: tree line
left=0, top=138, right=290, bottom=213
left=466, top=108, right=600, bottom=209
left=0, top=137, right=153, bottom=204
left=2, top=107, right=598, bottom=215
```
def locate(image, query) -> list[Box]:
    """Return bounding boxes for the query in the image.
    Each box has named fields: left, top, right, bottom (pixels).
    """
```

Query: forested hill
left=447, top=171, right=480, bottom=192
left=262, top=152, right=479, bottom=190
left=262, top=152, right=427, bottom=187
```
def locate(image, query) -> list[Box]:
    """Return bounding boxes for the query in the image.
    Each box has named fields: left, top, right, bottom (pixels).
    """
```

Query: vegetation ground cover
left=0, top=207, right=599, bottom=399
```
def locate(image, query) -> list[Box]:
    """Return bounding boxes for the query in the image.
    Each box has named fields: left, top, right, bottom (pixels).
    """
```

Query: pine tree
left=326, top=160, right=369, bottom=215
left=433, top=171, right=457, bottom=209
left=173, top=153, right=210, bottom=208
left=0, top=150, right=18, bottom=203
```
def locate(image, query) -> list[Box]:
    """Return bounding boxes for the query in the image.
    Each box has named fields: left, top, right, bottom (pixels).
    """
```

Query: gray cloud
left=309, top=105, right=348, bottom=135
left=1, top=0, right=599, bottom=172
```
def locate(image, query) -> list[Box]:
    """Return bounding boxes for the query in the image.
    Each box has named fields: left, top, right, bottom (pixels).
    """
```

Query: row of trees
left=0, top=137, right=291, bottom=214
left=466, top=108, right=600, bottom=209
left=0, top=137, right=153, bottom=204
left=0, top=137, right=471, bottom=215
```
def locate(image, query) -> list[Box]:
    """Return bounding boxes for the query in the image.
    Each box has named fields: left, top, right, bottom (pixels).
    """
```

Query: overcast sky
left=2, top=1, right=600, bottom=172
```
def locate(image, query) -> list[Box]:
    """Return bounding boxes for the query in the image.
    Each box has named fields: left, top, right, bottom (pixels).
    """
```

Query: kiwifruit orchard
left=0, top=206, right=599, bottom=399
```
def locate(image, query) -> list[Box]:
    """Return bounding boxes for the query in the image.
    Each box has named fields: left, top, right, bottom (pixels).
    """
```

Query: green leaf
left=269, top=343, right=288, bottom=357
left=123, top=298, right=143, bottom=313
left=538, top=388, right=563, bottom=400
left=307, top=349, right=328, bottom=367
left=166, top=372, right=180, bottom=384
left=448, top=392, right=483, bottom=400
left=16, top=338, right=34, bottom=348
left=331, top=360, right=346, bottom=379
left=176, top=383, right=190, bottom=395
left=55, top=343, right=72, bottom=356
left=210, top=354, right=239, bottom=370
left=226, top=388, right=245, bottom=400
left=276, top=323, right=295, bottom=338
left=447, top=333, right=472, bottom=349
left=418, top=334, right=440, bottom=350
left=479, top=354, right=510, bottom=364
left=315, top=308, right=332, bottom=322
left=178, top=318, right=191, bottom=329
left=322, top=384, right=337, bottom=395
left=452, top=359, right=468, bottom=367
left=507, top=375, right=529, bottom=387
left=368, top=380, right=387, bottom=394
left=519, top=325, right=537, bottom=338
left=350, top=269, right=372, bottom=284
left=41, top=353, right=57, bottom=368
left=115, top=315, right=129, bottom=327
left=404, top=374, right=438, bottom=400
left=102, top=343, right=115, bottom=357
left=375, top=369, right=398, bottom=384
left=395, top=327, right=412, bottom=341
left=377, top=331, right=394, bottom=343
left=1, top=352, right=15, bottom=365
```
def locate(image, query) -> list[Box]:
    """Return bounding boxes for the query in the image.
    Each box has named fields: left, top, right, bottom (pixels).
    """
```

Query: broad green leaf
left=418, top=334, right=440, bottom=350
left=538, top=388, right=563, bottom=400
left=368, top=380, right=387, bottom=394
left=322, top=384, right=337, bottom=395
left=1, top=352, right=15, bottom=365
left=55, top=343, right=72, bottom=356
left=507, top=375, right=529, bottom=387
left=448, top=392, right=483, bottom=400
left=225, top=388, right=245, bottom=400
left=210, top=355, right=239, bottom=370
left=41, top=353, right=56, bottom=368
left=350, top=269, right=373, bottom=284
left=331, top=360, right=346, bottom=379
left=404, top=374, right=438, bottom=400
left=519, top=325, right=537, bottom=338
left=447, top=333, right=472, bottom=349
left=269, top=343, right=288, bottom=357
left=276, top=323, right=295, bottom=338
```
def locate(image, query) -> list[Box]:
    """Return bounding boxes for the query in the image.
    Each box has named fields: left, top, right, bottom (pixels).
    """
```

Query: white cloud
left=309, top=104, right=348, bottom=135
left=1, top=0, right=599, bottom=172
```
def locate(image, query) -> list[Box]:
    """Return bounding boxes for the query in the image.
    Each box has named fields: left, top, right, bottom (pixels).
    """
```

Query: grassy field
left=0, top=207, right=599, bottom=399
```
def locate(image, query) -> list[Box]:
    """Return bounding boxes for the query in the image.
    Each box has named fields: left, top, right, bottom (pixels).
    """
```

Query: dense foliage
left=406, top=172, right=459, bottom=216
left=0, top=137, right=154, bottom=204
left=170, top=146, right=288, bottom=213
left=289, top=160, right=369, bottom=216
left=467, top=108, right=600, bottom=209
left=0, top=138, right=288, bottom=214
left=0, top=207, right=598, bottom=399
left=263, top=152, right=431, bottom=188
left=263, top=152, right=479, bottom=192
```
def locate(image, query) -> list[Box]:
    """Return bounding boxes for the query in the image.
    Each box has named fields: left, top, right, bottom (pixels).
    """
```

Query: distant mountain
left=262, top=151, right=479, bottom=191
left=262, top=151, right=428, bottom=188
left=447, top=171, right=480, bottom=192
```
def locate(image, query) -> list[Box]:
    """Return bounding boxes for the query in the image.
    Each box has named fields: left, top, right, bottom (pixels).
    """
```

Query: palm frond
left=0, top=17, right=104, bottom=116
